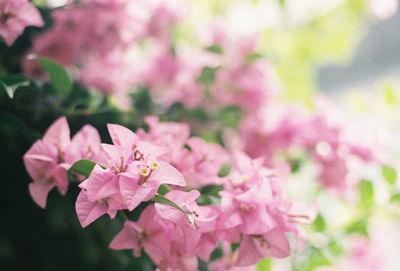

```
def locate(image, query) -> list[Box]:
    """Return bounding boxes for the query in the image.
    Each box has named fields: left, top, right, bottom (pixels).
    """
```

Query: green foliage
left=346, top=217, right=369, bottom=237
left=218, top=106, right=242, bottom=128
left=37, top=56, right=73, bottom=96
left=206, top=44, right=224, bottom=54
left=0, top=75, right=30, bottom=98
left=257, top=258, right=271, bottom=271
left=359, top=179, right=374, bottom=207
left=382, top=165, right=397, bottom=185
left=218, top=162, right=232, bottom=177
left=198, top=66, right=219, bottom=88
left=312, top=214, right=327, bottom=232
left=68, top=159, right=96, bottom=178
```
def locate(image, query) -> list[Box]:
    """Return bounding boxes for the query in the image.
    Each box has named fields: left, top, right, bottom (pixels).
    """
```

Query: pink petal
left=235, top=235, right=263, bottom=267
left=28, top=181, right=55, bottom=209
left=107, top=124, right=138, bottom=147
left=119, top=173, right=155, bottom=211
left=109, top=221, right=141, bottom=252
left=256, top=229, right=291, bottom=258
left=75, top=190, right=107, bottom=228
left=51, top=165, right=68, bottom=196
left=42, top=117, right=71, bottom=151
left=136, top=141, right=167, bottom=158
left=149, top=161, right=186, bottom=186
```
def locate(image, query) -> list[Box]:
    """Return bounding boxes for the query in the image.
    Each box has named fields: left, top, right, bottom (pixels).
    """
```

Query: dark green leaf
left=218, top=163, right=232, bottom=177
left=68, top=159, right=96, bottom=178
left=197, top=66, right=219, bottom=87
left=206, top=44, right=224, bottom=54
left=37, top=56, right=73, bottom=96
left=0, top=75, right=30, bottom=98
left=382, top=165, right=397, bottom=185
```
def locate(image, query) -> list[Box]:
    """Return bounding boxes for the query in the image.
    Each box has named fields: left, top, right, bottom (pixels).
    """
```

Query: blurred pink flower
left=0, top=0, right=44, bottom=46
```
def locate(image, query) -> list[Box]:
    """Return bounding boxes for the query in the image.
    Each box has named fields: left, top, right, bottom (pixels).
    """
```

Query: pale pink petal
left=149, top=161, right=186, bottom=186
left=255, top=229, right=290, bottom=258
left=51, top=166, right=68, bottom=195
left=109, top=221, right=141, bottom=252
left=235, top=235, right=263, bottom=267
left=42, top=117, right=71, bottom=150
left=28, top=181, right=55, bottom=208
left=75, top=190, right=107, bottom=228
left=107, top=124, right=138, bottom=147
left=119, top=173, right=155, bottom=211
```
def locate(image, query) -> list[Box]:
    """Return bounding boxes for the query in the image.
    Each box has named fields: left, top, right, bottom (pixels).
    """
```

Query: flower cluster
left=239, top=101, right=376, bottom=193
left=23, top=117, right=100, bottom=208
left=0, top=0, right=44, bottom=46
left=24, top=0, right=186, bottom=95
left=24, top=116, right=316, bottom=270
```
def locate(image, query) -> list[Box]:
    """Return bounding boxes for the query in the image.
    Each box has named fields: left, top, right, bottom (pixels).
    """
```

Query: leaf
left=37, top=56, right=73, bottom=96
left=206, top=44, right=223, bottom=54
left=197, top=66, right=219, bottom=87
left=0, top=75, right=30, bottom=98
left=218, top=163, right=232, bottom=177
left=152, top=193, right=198, bottom=228
left=382, top=165, right=397, bottom=185
left=390, top=193, right=400, bottom=203
left=312, top=214, right=326, bottom=232
left=346, top=218, right=369, bottom=237
left=257, top=258, right=271, bottom=271
left=151, top=193, right=186, bottom=213
left=359, top=179, right=374, bottom=207
left=68, top=159, right=96, bottom=178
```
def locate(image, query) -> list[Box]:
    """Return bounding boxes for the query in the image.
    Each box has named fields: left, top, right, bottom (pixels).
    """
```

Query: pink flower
left=176, top=137, right=230, bottom=188
left=24, top=117, right=101, bottom=208
left=75, top=123, right=186, bottom=227
left=235, top=229, right=290, bottom=266
left=137, top=115, right=190, bottom=162
left=0, top=0, right=44, bottom=46
left=109, top=205, right=172, bottom=263
left=75, top=165, right=125, bottom=227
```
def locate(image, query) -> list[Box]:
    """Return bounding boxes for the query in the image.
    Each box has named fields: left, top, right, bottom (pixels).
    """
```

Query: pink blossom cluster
left=24, top=0, right=186, bottom=94
left=23, top=117, right=100, bottom=208
left=239, top=102, right=376, bottom=192
left=317, top=236, right=383, bottom=271
left=141, top=27, right=279, bottom=112
left=24, top=116, right=316, bottom=270
left=0, top=0, right=44, bottom=46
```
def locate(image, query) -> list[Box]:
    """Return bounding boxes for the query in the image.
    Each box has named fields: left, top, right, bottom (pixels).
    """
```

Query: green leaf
left=346, top=218, right=369, bottom=237
left=390, top=193, right=400, bottom=203
left=257, top=258, right=271, bottom=271
left=0, top=75, right=30, bottom=98
left=359, top=179, right=374, bottom=207
left=197, top=195, right=220, bottom=205
left=151, top=193, right=185, bottom=212
left=68, top=159, right=96, bottom=178
left=218, top=163, right=232, bottom=177
left=206, top=44, right=224, bottom=54
left=382, top=165, right=397, bottom=185
left=37, top=56, right=73, bottom=96
left=328, top=241, right=344, bottom=256
left=157, top=184, right=170, bottom=195
left=313, top=214, right=326, bottom=232
left=197, top=66, right=219, bottom=87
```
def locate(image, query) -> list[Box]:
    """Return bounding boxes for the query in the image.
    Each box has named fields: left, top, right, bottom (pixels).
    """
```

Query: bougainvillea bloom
left=24, top=117, right=100, bottom=208
left=0, top=0, right=44, bottom=46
